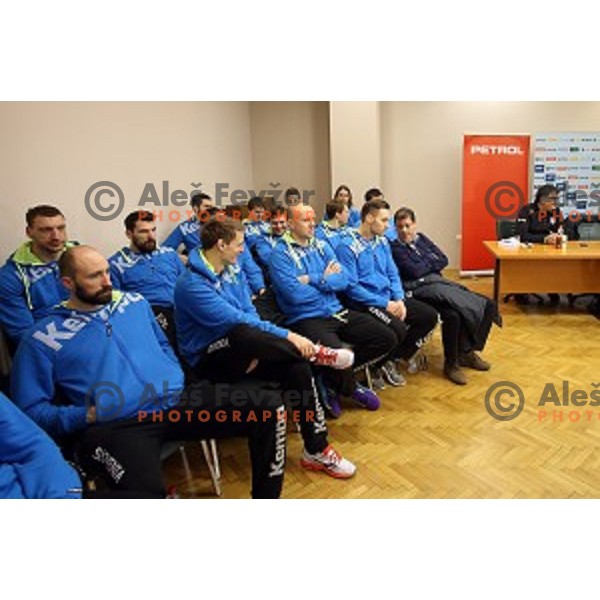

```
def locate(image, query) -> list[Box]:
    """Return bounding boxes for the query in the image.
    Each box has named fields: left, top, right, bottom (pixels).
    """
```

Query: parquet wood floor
left=163, top=273, right=600, bottom=498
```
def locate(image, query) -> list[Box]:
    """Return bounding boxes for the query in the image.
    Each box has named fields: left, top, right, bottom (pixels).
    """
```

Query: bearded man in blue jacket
left=109, top=210, right=185, bottom=350
left=11, top=245, right=285, bottom=498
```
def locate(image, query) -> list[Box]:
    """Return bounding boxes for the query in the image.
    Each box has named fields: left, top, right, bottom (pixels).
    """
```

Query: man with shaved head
left=268, top=204, right=397, bottom=419
left=10, top=245, right=286, bottom=498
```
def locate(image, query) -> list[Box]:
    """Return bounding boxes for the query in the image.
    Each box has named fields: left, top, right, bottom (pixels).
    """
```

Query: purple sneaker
left=315, top=374, right=342, bottom=419
left=351, top=384, right=381, bottom=411
left=323, top=392, right=342, bottom=419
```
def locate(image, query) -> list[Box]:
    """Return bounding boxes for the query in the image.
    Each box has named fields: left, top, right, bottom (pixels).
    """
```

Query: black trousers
left=151, top=305, right=178, bottom=353
left=361, top=298, right=439, bottom=361
left=435, top=306, right=467, bottom=366
left=291, top=309, right=397, bottom=396
left=196, top=324, right=328, bottom=455
left=430, top=301, right=495, bottom=367
left=74, top=378, right=285, bottom=499
left=252, top=289, right=287, bottom=326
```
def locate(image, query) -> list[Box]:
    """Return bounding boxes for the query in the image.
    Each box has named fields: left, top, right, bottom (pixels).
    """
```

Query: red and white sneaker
left=300, top=445, right=357, bottom=479
left=166, top=485, right=180, bottom=499
left=311, top=344, right=354, bottom=370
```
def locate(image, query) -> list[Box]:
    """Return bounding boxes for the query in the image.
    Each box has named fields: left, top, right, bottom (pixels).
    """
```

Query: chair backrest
left=496, top=220, right=517, bottom=240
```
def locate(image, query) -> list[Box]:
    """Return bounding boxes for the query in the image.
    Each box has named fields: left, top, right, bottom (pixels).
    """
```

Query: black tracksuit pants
left=74, top=378, right=285, bottom=499
left=360, top=298, right=439, bottom=362
left=290, top=309, right=397, bottom=396
left=151, top=305, right=178, bottom=353
left=196, top=324, right=328, bottom=455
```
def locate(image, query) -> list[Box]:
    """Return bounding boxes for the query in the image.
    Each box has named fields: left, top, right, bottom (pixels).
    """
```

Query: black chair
left=565, top=224, right=598, bottom=310
left=0, top=327, right=11, bottom=395
left=567, top=292, right=600, bottom=311
left=496, top=219, right=518, bottom=242
left=495, top=220, right=544, bottom=305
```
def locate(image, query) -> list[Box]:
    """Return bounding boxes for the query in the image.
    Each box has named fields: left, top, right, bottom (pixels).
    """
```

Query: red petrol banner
left=461, top=134, right=530, bottom=272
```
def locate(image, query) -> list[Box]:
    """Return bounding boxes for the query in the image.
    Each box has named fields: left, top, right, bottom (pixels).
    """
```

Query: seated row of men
left=0, top=189, right=500, bottom=498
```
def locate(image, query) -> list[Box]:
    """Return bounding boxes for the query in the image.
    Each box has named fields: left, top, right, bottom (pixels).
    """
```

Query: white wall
left=330, top=101, right=381, bottom=204
left=4, top=101, right=600, bottom=268
left=0, top=102, right=254, bottom=259
left=250, top=101, right=331, bottom=216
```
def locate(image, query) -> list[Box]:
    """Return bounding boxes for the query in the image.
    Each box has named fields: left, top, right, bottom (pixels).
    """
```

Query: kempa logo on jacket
left=32, top=292, right=144, bottom=351
left=109, top=246, right=178, bottom=275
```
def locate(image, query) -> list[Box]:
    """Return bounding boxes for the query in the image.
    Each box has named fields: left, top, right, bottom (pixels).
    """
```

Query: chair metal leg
left=209, top=439, right=220, bottom=480
left=178, top=445, right=196, bottom=495
left=364, top=365, right=373, bottom=390
left=201, top=439, right=222, bottom=496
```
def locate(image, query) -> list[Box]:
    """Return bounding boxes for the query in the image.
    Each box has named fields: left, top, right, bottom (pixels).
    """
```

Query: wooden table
left=483, top=241, right=600, bottom=303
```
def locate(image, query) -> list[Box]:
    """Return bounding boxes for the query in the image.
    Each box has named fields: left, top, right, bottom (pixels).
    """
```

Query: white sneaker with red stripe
left=300, top=445, right=357, bottom=479
left=311, top=344, right=354, bottom=370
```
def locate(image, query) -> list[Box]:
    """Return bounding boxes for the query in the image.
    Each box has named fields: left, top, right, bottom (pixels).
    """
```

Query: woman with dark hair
left=515, top=184, right=580, bottom=304
left=334, top=185, right=360, bottom=227
left=516, top=184, right=578, bottom=245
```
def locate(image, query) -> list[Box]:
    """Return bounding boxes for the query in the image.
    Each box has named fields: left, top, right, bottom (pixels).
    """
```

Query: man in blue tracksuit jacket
left=162, top=191, right=213, bottom=254
left=336, top=199, right=438, bottom=388
left=315, top=198, right=352, bottom=252
left=253, top=210, right=288, bottom=272
left=163, top=194, right=266, bottom=295
left=0, top=391, right=81, bottom=499
left=250, top=210, right=289, bottom=325
left=0, top=205, right=78, bottom=351
left=175, top=240, right=289, bottom=369
left=10, top=245, right=285, bottom=498
left=363, top=187, right=399, bottom=242
left=243, top=196, right=271, bottom=254
left=174, top=217, right=357, bottom=479
left=109, top=211, right=185, bottom=349
left=268, top=205, right=397, bottom=417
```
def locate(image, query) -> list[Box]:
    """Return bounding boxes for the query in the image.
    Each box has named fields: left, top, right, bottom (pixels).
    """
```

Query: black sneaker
left=380, top=360, right=406, bottom=387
